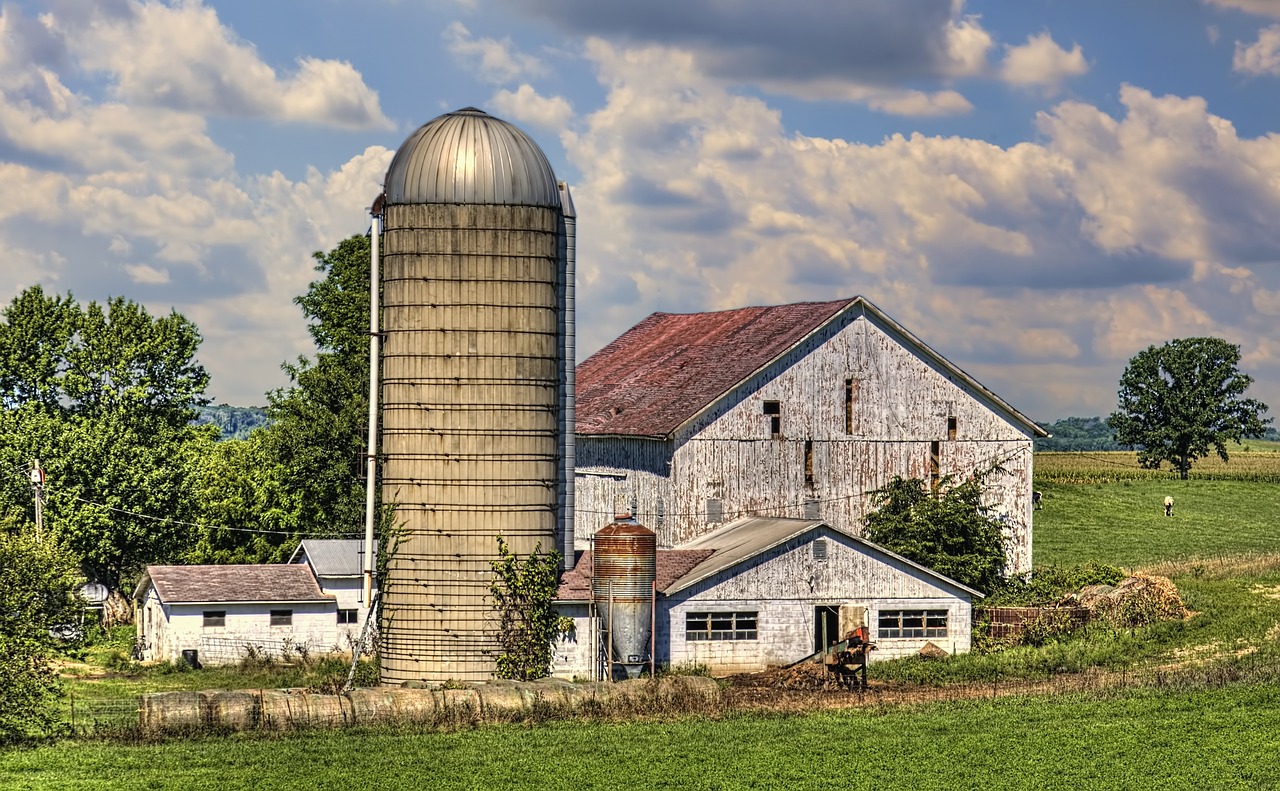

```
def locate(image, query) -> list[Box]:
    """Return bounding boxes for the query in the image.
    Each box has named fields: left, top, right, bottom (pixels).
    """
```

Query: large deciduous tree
left=1109, top=337, right=1270, bottom=480
left=0, top=286, right=213, bottom=599
left=259, top=235, right=373, bottom=539
left=862, top=473, right=1009, bottom=594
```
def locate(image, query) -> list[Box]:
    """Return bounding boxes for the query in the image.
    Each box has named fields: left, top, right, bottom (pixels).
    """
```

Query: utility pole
left=29, top=459, right=45, bottom=542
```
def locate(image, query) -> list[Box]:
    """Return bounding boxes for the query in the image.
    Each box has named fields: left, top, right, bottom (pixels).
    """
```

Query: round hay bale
left=199, top=690, right=259, bottom=730
left=139, top=691, right=202, bottom=730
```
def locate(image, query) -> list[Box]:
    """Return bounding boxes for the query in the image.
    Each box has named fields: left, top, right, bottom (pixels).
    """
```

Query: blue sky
left=3, top=0, right=1280, bottom=422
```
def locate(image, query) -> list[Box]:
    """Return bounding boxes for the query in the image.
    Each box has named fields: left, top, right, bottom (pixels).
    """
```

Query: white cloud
left=489, top=84, right=573, bottom=130
left=1204, top=0, right=1280, bottom=18
left=442, top=21, right=546, bottom=84
left=1234, top=24, right=1280, bottom=74
left=1000, top=32, right=1089, bottom=89
left=124, top=264, right=170, bottom=284
left=565, top=43, right=1280, bottom=417
left=48, top=0, right=391, bottom=129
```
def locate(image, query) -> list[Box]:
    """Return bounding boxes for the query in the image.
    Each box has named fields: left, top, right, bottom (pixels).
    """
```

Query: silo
left=592, top=519, right=657, bottom=679
left=378, top=107, right=565, bottom=683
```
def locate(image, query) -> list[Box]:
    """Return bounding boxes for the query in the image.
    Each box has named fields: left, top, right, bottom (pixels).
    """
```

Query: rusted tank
left=592, top=518, right=656, bottom=679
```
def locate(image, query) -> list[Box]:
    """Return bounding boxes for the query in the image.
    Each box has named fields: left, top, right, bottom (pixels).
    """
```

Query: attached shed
left=289, top=539, right=378, bottom=645
left=134, top=565, right=337, bottom=665
left=574, top=296, right=1048, bottom=575
left=552, top=517, right=978, bottom=678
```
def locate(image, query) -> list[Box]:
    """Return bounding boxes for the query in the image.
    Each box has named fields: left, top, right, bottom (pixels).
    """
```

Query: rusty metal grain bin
left=592, top=520, right=657, bottom=679
left=379, top=107, right=564, bottom=683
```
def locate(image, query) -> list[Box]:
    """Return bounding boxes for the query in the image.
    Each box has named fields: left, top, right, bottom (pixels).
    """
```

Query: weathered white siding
left=549, top=602, right=597, bottom=680
left=575, top=310, right=1036, bottom=573
left=136, top=585, right=341, bottom=665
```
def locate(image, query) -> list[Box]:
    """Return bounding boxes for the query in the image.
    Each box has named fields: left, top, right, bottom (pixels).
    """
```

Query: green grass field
left=8, top=449, right=1280, bottom=787
left=5, top=683, right=1280, bottom=790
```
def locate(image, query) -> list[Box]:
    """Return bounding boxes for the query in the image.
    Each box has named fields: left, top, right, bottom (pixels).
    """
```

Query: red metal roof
left=555, top=550, right=717, bottom=601
left=575, top=299, right=855, bottom=437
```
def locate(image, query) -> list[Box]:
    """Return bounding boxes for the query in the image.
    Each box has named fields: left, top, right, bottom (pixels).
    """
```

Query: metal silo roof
left=384, top=107, right=561, bottom=208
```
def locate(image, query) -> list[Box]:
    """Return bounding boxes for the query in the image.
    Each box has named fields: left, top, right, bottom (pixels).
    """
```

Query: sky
left=2, top=0, right=1280, bottom=423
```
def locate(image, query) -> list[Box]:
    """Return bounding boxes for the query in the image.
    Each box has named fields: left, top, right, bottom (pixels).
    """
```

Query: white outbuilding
left=551, top=516, right=979, bottom=679
left=134, top=564, right=338, bottom=665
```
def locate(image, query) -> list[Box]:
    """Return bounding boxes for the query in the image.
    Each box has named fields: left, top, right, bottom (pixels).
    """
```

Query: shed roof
left=556, top=518, right=981, bottom=602
left=554, top=550, right=716, bottom=602
left=574, top=296, right=1047, bottom=439
left=289, top=539, right=377, bottom=578
left=665, top=517, right=982, bottom=598
left=136, top=564, right=333, bottom=605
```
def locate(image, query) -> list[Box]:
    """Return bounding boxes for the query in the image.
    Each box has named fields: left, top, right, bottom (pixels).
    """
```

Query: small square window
left=706, top=498, right=723, bottom=524
left=763, top=401, right=781, bottom=438
left=337, top=609, right=358, bottom=625
left=203, top=610, right=226, bottom=628
left=812, top=537, right=828, bottom=561
left=270, top=609, right=293, bottom=627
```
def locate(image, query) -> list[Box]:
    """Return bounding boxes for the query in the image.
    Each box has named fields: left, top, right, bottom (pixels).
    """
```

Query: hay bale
left=1087, top=574, right=1188, bottom=627
left=139, top=691, right=202, bottom=730
left=200, top=690, right=259, bottom=730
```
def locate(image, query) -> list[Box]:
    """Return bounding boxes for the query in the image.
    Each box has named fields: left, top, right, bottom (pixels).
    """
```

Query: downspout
left=558, top=182, right=577, bottom=570
left=363, top=195, right=383, bottom=605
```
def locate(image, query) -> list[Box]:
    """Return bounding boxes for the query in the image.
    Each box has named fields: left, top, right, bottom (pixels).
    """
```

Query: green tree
left=259, top=234, right=373, bottom=539
left=0, top=287, right=213, bottom=599
left=0, top=533, right=82, bottom=744
left=862, top=473, right=1008, bottom=594
left=1109, top=337, right=1271, bottom=480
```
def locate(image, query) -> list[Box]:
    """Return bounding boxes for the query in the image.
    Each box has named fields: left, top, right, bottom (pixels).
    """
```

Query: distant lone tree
left=1109, top=337, right=1270, bottom=480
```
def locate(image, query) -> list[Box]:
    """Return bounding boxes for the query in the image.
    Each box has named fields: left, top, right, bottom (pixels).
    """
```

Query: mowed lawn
left=5, top=683, right=1280, bottom=791
left=1033, top=476, right=1280, bottom=568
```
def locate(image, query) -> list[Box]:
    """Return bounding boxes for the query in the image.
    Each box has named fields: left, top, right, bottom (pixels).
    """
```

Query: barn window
left=270, top=609, right=293, bottom=627
left=656, top=497, right=665, bottom=526
left=878, top=609, right=948, bottom=639
left=804, top=498, right=821, bottom=520
left=202, top=611, right=226, bottom=628
left=930, top=441, right=941, bottom=491
left=844, top=378, right=854, bottom=433
left=803, top=440, right=815, bottom=486
left=686, top=611, right=757, bottom=641
left=337, top=609, right=358, bottom=625
left=763, top=401, right=781, bottom=438
left=706, top=498, right=723, bottom=524
left=812, top=537, right=828, bottom=561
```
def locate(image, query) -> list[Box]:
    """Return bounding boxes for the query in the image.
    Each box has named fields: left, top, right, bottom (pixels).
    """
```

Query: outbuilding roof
left=289, top=539, right=377, bottom=578
left=574, top=296, right=1047, bottom=439
left=556, top=517, right=981, bottom=602
left=135, top=564, right=333, bottom=605
left=554, top=550, right=715, bottom=602
left=665, top=517, right=982, bottom=598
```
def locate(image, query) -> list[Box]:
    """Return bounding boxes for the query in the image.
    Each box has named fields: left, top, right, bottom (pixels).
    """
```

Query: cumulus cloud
left=1000, top=32, right=1089, bottom=89
left=1204, top=0, right=1280, bottom=17
left=565, top=42, right=1280, bottom=417
left=442, top=21, right=546, bottom=84
left=46, top=0, right=391, bottom=129
left=1234, top=24, right=1280, bottom=74
left=489, top=84, right=573, bottom=130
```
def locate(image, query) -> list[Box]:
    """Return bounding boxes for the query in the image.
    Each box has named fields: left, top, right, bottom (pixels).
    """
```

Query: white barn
left=134, top=565, right=338, bottom=665
left=573, top=296, right=1047, bottom=575
left=552, top=517, right=979, bottom=678
left=289, top=539, right=378, bottom=646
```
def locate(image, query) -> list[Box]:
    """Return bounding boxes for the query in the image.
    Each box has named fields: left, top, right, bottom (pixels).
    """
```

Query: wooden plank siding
left=574, top=313, right=1035, bottom=573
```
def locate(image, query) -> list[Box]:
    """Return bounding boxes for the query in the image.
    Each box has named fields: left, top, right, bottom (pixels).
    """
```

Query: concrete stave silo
left=378, top=108, right=566, bottom=683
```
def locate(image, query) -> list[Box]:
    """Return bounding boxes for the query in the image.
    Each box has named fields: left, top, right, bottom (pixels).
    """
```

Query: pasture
left=4, top=682, right=1280, bottom=790
left=7, top=448, right=1280, bottom=789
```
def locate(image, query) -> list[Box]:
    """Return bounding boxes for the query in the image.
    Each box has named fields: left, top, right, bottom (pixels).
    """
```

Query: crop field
left=1033, top=449, right=1280, bottom=567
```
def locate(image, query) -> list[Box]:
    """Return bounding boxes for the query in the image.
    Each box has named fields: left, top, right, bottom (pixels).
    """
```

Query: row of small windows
left=682, top=609, right=948, bottom=641
left=202, top=609, right=358, bottom=627
left=763, top=395, right=958, bottom=441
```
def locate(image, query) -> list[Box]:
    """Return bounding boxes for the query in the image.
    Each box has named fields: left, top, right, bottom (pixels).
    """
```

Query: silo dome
left=384, top=107, right=562, bottom=208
